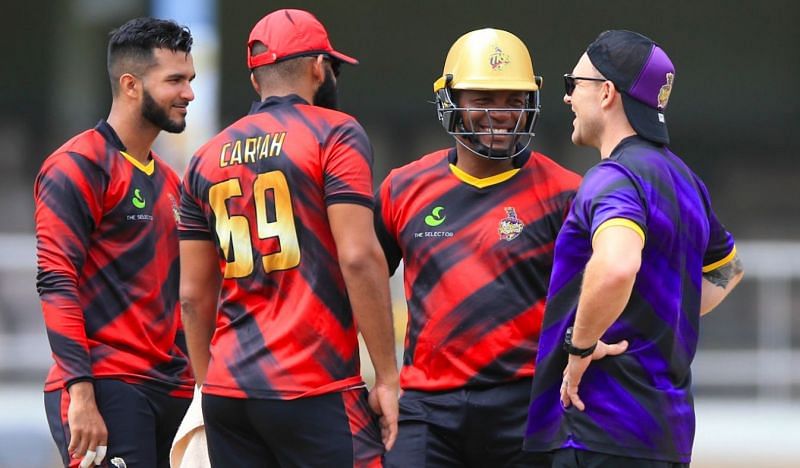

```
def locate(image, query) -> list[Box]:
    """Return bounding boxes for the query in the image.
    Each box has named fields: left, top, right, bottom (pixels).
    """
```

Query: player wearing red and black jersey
left=180, top=95, right=375, bottom=399
left=34, top=18, right=195, bottom=468
left=376, top=29, right=580, bottom=468
left=36, top=120, right=192, bottom=395
left=377, top=148, right=579, bottom=391
left=178, top=9, right=398, bottom=467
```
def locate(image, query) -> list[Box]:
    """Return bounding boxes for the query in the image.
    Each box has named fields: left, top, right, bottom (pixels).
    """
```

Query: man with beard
left=524, top=30, right=743, bottom=467
left=178, top=9, right=399, bottom=467
left=374, top=28, right=583, bottom=467
left=34, top=17, right=195, bottom=468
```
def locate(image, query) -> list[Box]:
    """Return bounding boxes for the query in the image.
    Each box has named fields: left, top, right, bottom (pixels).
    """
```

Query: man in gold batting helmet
left=434, top=28, right=542, bottom=159
left=374, top=28, right=581, bottom=467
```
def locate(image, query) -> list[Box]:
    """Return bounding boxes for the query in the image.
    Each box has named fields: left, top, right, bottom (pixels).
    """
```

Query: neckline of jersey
left=120, top=151, right=155, bottom=175
left=448, top=163, right=520, bottom=189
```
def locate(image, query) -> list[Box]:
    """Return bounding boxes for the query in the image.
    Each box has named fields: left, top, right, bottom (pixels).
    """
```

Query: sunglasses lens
left=321, top=55, right=340, bottom=77
left=564, top=75, right=576, bottom=96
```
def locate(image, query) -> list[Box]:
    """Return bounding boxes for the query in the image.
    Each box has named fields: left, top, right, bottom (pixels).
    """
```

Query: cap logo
left=489, top=46, right=511, bottom=71
left=658, top=72, right=674, bottom=110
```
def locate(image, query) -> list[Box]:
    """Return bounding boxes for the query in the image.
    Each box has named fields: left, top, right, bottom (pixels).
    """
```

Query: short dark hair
left=107, top=17, right=193, bottom=95
left=250, top=41, right=314, bottom=88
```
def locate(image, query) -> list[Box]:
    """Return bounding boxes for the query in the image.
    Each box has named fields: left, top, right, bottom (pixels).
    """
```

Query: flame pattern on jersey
left=375, top=148, right=581, bottom=391
left=34, top=120, right=193, bottom=396
left=179, top=95, right=375, bottom=399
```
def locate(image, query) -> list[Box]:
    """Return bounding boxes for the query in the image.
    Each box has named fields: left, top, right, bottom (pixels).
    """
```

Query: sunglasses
left=322, top=55, right=341, bottom=77
left=563, top=74, right=606, bottom=96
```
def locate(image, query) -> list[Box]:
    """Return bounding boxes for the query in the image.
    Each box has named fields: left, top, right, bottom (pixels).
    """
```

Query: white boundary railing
left=692, top=241, right=799, bottom=401
left=0, top=236, right=797, bottom=403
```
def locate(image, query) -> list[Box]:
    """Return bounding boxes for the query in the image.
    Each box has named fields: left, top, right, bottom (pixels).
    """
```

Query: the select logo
left=424, top=206, right=446, bottom=227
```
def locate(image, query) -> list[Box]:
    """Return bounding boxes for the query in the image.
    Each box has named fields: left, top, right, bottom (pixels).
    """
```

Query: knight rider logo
left=498, top=207, right=524, bottom=241
left=489, top=46, right=511, bottom=71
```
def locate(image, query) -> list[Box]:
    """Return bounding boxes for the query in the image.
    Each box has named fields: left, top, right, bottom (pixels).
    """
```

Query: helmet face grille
left=435, top=86, right=541, bottom=160
left=433, top=28, right=542, bottom=159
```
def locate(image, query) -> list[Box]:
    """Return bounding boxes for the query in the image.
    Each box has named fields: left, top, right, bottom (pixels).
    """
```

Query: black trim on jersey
left=94, top=120, right=127, bottom=151
left=326, top=193, right=374, bottom=209
left=249, top=94, right=309, bottom=115
left=373, top=195, right=403, bottom=275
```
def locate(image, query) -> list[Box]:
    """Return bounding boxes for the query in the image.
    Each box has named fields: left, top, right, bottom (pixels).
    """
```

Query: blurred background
left=0, top=0, right=797, bottom=466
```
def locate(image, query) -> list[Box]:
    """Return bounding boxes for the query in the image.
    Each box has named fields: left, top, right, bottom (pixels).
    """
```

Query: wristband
left=563, top=326, right=597, bottom=358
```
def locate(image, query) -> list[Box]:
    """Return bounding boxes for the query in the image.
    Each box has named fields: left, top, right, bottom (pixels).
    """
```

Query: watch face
left=563, top=326, right=596, bottom=357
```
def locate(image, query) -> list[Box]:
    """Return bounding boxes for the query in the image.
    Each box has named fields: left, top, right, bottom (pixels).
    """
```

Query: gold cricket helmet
left=433, top=28, right=543, bottom=159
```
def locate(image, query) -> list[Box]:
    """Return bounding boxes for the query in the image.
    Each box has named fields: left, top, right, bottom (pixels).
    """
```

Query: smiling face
left=456, top=89, right=529, bottom=154
left=139, top=48, right=196, bottom=133
left=564, top=53, right=606, bottom=148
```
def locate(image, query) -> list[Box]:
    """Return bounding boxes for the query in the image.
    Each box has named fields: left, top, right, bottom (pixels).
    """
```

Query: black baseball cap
left=587, top=30, right=675, bottom=145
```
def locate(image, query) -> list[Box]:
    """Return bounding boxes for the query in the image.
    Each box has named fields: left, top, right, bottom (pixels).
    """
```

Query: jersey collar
left=249, top=94, right=310, bottom=115
left=95, top=119, right=156, bottom=175
left=95, top=119, right=127, bottom=151
left=446, top=145, right=532, bottom=168
left=609, top=135, right=659, bottom=160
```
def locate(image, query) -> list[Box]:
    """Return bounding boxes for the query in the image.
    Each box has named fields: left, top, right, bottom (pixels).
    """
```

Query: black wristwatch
left=563, top=327, right=597, bottom=358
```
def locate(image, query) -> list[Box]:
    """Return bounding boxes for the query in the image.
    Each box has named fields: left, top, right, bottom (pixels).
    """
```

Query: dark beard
left=313, top=69, right=338, bottom=110
left=142, top=89, right=186, bottom=133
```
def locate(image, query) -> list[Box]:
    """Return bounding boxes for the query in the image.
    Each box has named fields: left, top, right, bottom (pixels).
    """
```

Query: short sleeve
left=322, top=119, right=374, bottom=208
left=573, top=162, right=647, bottom=242
left=374, top=175, right=402, bottom=275
left=697, top=177, right=735, bottom=271
left=178, top=156, right=214, bottom=241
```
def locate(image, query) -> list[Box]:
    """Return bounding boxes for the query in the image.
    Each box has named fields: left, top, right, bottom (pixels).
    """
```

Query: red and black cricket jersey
left=179, top=95, right=374, bottom=399
left=34, top=120, right=194, bottom=397
left=375, top=148, right=581, bottom=391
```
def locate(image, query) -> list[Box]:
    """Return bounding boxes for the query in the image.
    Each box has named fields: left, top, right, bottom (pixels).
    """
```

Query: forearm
left=340, top=249, right=398, bottom=383
left=38, top=277, right=92, bottom=385
left=571, top=255, right=637, bottom=348
left=571, top=226, right=642, bottom=349
left=701, top=254, right=744, bottom=315
left=179, top=239, right=222, bottom=386
left=181, top=299, right=216, bottom=385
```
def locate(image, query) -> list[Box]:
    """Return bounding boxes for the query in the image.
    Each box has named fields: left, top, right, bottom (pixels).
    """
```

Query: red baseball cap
left=247, top=9, right=358, bottom=70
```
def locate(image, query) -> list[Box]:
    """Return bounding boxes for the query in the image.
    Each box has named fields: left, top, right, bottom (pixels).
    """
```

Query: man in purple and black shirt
left=524, top=30, right=744, bottom=467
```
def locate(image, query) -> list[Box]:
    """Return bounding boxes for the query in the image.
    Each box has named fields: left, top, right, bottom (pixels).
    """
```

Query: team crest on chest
left=497, top=207, right=524, bottom=241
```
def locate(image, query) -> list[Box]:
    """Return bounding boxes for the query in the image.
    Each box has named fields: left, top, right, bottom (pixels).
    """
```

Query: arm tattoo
left=703, top=254, right=744, bottom=288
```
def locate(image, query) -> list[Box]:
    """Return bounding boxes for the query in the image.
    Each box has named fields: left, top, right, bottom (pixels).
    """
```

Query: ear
left=311, top=54, right=326, bottom=84
left=599, top=81, right=619, bottom=110
left=119, top=73, right=140, bottom=99
left=250, top=72, right=261, bottom=96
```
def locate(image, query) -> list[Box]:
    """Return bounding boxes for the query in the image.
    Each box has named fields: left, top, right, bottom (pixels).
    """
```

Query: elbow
left=337, top=243, right=385, bottom=277
left=597, top=255, right=641, bottom=287
left=179, top=287, right=202, bottom=320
